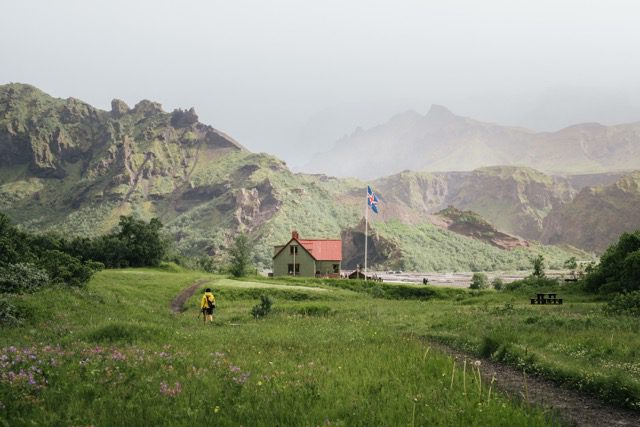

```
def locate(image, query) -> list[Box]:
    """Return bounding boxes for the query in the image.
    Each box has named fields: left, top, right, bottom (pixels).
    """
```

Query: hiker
left=200, top=288, right=216, bottom=323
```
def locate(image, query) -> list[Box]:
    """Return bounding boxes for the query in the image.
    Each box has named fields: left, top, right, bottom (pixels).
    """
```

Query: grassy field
left=1, top=269, right=638, bottom=425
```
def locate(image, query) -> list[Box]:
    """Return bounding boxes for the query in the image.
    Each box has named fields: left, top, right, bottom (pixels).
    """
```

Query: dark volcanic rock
left=110, top=99, right=130, bottom=118
left=341, top=219, right=404, bottom=270
left=171, top=108, right=198, bottom=128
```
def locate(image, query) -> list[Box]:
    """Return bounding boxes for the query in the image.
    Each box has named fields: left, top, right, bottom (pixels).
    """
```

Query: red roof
left=273, top=231, right=342, bottom=261
left=298, top=239, right=342, bottom=261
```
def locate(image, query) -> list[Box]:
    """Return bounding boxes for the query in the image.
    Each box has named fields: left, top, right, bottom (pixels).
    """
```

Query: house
left=273, top=231, right=342, bottom=277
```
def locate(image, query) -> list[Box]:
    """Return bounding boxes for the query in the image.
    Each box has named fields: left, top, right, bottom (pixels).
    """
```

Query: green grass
left=0, top=269, right=562, bottom=426
left=405, top=287, right=640, bottom=409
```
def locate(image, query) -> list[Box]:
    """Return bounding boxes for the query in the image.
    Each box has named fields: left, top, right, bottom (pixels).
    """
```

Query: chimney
left=292, top=230, right=299, bottom=240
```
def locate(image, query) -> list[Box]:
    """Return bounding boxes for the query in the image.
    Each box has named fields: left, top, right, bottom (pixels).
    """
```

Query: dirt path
left=171, top=278, right=211, bottom=313
left=430, top=342, right=640, bottom=427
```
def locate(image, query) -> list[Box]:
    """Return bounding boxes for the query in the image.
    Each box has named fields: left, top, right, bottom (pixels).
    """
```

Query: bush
left=504, top=276, right=559, bottom=292
left=37, top=250, right=98, bottom=287
left=0, top=297, right=27, bottom=325
left=492, top=277, right=504, bottom=291
left=583, top=230, right=640, bottom=293
left=532, top=255, right=545, bottom=278
left=0, top=263, right=49, bottom=294
left=469, top=273, right=489, bottom=290
left=251, top=294, right=273, bottom=319
left=197, top=256, right=216, bottom=273
left=603, top=291, right=640, bottom=317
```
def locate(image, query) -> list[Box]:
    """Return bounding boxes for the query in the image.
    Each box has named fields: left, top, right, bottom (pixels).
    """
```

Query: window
left=290, top=245, right=298, bottom=254
left=333, top=264, right=339, bottom=273
left=287, top=264, right=300, bottom=274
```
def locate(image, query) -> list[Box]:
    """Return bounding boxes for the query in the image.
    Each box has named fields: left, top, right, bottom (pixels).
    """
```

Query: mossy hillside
left=373, top=219, right=589, bottom=272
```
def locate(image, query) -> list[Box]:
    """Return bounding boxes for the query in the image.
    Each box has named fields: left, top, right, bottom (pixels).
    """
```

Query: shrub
left=603, top=291, right=640, bottom=317
left=251, top=294, right=273, bottom=319
left=532, top=255, right=545, bottom=278
left=0, top=297, right=27, bottom=325
left=479, top=336, right=501, bottom=358
left=504, top=276, right=559, bottom=292
left=0, top=263, right=49, bottom=294
left=197, top=256, right=216, bottom=273
left=37, top=250, right=97, bottom=287
left=492, top=277, right=504, bottom=291
left=382, top=284, right=437, bottom=300
left=583, top=230, right=640, bottom=293
left=469, top=272, right=489, bottom=290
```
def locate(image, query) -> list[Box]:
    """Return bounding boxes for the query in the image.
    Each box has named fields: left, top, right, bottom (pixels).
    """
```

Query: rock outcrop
left=341, top=219, right=404, bottom=270
left=541, top=172, right=640, bottom=252
left=435, top=206, right=528, bottom=250
left=373, top=166, right=574, bottom=240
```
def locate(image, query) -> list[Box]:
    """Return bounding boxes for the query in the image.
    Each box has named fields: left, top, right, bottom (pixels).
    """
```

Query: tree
left=469, top=272, right=489, bottom=290
left=584, top=230, right=640, bottom=293
left=116, top=216, right=167, bottom=267
left=229, top=234, right=252, bottom=277
left=564, top=256, right=578, bottom=279
left=492, top=277, right=504, bottom=291
left=532, top=255, right=545, bottom=278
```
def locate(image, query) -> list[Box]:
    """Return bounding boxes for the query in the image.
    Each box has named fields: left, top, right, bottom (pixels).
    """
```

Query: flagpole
left=364, top=191, right=368, bottom=282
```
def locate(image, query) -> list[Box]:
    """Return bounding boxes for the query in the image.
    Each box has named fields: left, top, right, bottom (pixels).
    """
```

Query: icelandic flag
left=367, top=186, right=379, bottom=214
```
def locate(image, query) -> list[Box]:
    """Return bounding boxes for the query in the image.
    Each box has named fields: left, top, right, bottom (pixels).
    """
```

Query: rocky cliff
left=372, top=166, right=574, bottom=240
left=541, top=172, right=640, bottom=252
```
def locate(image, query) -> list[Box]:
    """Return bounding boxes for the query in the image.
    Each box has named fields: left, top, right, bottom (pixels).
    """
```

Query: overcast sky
left=2, top=0, right=640, bottom=166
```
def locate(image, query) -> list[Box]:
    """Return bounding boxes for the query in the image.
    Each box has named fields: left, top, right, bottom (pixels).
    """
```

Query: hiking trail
left=171, top=278, right=211, bottom=313
left=430, top=342, right=640, bottom=427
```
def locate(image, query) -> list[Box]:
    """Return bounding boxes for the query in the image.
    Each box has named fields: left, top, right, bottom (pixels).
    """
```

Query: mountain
left=371, top=166, right=574, bottom=240
left=0, top=83, right=591, bottom=271
left=540, top=172, right=640, bottom=253
left=304, top=105, right=640, bottom=180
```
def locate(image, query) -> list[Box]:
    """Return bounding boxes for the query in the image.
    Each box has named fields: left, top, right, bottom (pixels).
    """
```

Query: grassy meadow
left=2, top=268, right=638, bottom=425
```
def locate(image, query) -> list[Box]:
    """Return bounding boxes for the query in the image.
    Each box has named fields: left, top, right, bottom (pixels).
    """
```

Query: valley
left=2, top=83, right=640, bottom=273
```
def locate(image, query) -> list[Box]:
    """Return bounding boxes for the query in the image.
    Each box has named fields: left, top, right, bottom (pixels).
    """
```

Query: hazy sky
left=2, top=0, right=640, bottom=166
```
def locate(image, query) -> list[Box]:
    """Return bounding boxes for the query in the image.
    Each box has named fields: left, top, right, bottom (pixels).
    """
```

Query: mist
left=2, top=0, right=640, bottom=166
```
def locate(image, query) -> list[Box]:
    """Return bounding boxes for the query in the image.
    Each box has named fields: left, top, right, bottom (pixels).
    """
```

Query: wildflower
left=232, top=372, right=251, bottom=385
left=159, top=381, right=182, bottom=398
left=473, top=360, right=481, bottom=368
left=111, top=350, right=126, bottom=361
left=214, top=406, right=220, bottom=413
left=257, top=381, right=263, bottom=386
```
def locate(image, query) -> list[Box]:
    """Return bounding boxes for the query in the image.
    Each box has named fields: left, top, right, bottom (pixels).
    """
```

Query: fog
left=2, top=0, right=640, bottom=166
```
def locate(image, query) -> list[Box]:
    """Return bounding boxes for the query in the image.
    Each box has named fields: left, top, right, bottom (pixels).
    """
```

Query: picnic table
left=530, top=293, right=563, bottom=305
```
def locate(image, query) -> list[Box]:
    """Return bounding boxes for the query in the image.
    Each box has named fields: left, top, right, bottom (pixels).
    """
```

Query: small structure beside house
left=347, top=269, right=382, bottom=281
left=273, top=231, right=342, bottom=277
